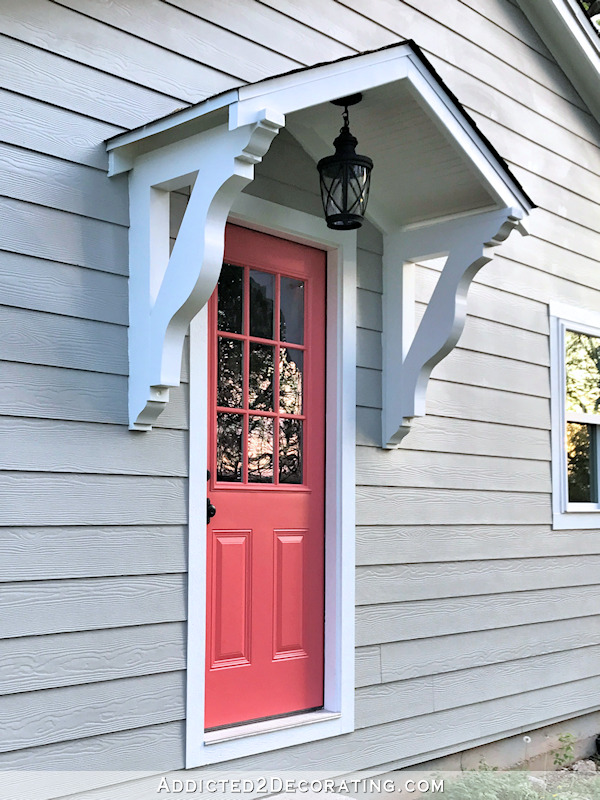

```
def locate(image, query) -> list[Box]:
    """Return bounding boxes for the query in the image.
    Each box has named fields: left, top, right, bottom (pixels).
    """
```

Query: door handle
left=207, top=498, right=217, bottom=524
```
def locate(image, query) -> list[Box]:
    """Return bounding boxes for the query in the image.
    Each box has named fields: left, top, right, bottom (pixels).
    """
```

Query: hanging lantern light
left=317, top=94, right=373, bottom=230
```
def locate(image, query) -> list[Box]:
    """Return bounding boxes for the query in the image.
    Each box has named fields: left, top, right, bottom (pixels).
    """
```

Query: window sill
left=553, top=510, right=600, bottom=530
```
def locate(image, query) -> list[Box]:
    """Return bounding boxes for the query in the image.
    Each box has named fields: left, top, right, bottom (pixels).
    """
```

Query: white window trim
left=550, top=301, right=600, bottom=530
left=186, top=195, right=357, bottom=768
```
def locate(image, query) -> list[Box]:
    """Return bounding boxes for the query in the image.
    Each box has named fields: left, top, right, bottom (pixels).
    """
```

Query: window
left=550, top=303, right=600, bottom=528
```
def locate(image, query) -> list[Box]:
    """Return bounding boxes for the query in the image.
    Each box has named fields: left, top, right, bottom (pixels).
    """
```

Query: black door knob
left=207, top=498, right=217, bottom=524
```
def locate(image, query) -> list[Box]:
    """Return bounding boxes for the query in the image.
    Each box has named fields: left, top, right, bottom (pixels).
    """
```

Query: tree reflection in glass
left=280, top=348, right=303, bottom=414
left=279, top=419, right=302, bottom=483
left=249, top=271, right=274, bottom=339
left=217, top=338, right=243, bottom=408
left=248, top=416, right=273, bottom=482
left=249, top=343, right=274, bottom=411
left=567, top=422, right=595, bottom=502
left=218, top=263, right=243, bottom=334
left=217, top=413, right=243, bottom=481
left=280, top=277, right=304, bottom=344
left=566, top=330, right=600, bottom=414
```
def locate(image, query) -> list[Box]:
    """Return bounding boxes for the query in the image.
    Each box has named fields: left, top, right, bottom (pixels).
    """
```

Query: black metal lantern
left=317, top=94, right=373, bottom=230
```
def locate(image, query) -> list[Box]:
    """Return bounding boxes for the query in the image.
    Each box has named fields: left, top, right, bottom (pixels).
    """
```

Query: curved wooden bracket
left=382, top=208, right=528, bottom=448
left=127, top=112, right=283, bottom=430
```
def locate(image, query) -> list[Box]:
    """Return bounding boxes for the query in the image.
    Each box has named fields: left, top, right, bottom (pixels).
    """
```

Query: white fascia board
left=516, top=0, right=600, bottom=123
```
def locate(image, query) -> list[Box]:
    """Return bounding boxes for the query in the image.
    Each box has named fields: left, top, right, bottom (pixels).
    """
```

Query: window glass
left=566, top=422, right=594, bottom=502
left=565, top=330, right=600, bottom=416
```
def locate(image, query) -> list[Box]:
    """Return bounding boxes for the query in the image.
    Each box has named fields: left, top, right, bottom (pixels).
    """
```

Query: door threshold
left=204, top=709, right=341, bottom=745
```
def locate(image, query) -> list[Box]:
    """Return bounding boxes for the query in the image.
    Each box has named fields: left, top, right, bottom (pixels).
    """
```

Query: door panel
left=205, top=224, right=326, bottom=729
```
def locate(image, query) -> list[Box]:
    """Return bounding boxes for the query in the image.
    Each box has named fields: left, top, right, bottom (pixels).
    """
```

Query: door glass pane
left=567, top=422, right=595, bottom=502
left=280, top=348, right=303, bottom=414
left=280, top=277, right=304, bottom=344
left=249, top=343, right=274, bottom=411
left=279, top=419, right=303, bottom=484
left=248, top=416, right=273, bottom=483
left=566, top=330, right=600, bottom=415
left=249, top=270, right=274, bottom=339
left=217, top=338, right=243, bottom=408
left=217, top=413, right=243, bottom=482
left=218, top=263, right=243, bottom=334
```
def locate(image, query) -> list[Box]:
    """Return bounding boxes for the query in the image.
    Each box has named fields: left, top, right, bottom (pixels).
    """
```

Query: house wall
left=1, top=0, right=600, bottom=797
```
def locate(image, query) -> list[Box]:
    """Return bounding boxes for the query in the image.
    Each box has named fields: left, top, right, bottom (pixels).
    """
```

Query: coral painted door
left=205, top=224, right=326, bottom=729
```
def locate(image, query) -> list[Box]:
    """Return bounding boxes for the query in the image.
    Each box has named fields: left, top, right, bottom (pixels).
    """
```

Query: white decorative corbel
left=127, top=110, right=283, bottom=429
left=382, top=207, right=528, bottom=448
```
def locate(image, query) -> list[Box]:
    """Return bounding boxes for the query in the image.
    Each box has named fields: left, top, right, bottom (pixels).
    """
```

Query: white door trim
left=186, top=194, right=357, bottom=767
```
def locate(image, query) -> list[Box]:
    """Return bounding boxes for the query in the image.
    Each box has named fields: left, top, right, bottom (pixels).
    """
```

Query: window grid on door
left=214, top=262, right=306, bottom=486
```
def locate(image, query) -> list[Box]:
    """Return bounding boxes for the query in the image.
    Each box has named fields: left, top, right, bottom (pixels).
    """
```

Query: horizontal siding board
left=0, top=623, right=186, bottom=695
left=356, top=367, right=381, bottom=408
left=0, top=0, right=239, bottom=103
left=442, top=54, right=600, bottom=151
left=1, top=525, right=186, bottom=582
left=339, top=0, right=588, bottom=112
left=357, top=248, right=383, bottom=292
left=381, top=615, right=600, bottom=682
left=0, top=88, right=119, bottom=170
left=0, top=143, right=128, bottom=224
left=167, top=0, right=353, bottom=64
left=5, top=681, right=600, bottom=790
left=356, top=448, right=549, bottom=492
left=242, top=175, right=322, bottom=218
left=405, top=415, right=550, bottom=458
left=355, top=646, right=382, bottom=688
left=1, top=473, right=187, bottom=527
left=357, top=220, right=384, bottom=256
left=356, top=486, right=549, bottom=526
left=505, top=213, right=600, bottom=272
left=425, top=379, right=550, bottom=428
left=0, top=252, right=128, bottom=324
left=444, top=64, right=600, bottom=175
left=356, top=555, right=600, bottom=605
left=53, top=0, right=298, bottom=82
left=356, top=645, right=600, bottom=729
left=0, top=198, right=128, bottom=275
left=472, top=116, right=600, bottom=209
left=455, top=0, right=554, bottom=58
left=0, top=722, right=183, bottom=784
left=356, top=675, right=434, bottom=728
left=357, top=328, right=381, bottom=370
left=0, top=362, right=188, bottom=428
left=0, top=575, right=187, bottom=639
left=359, top=413, right=550, bottom=459
left=430, top=308, right=549, bottom=366
left=384, top=0, right=580, bottom=102
left=0, top=672, right=185, bottom=753
left=0, top=306, right=127, bottom=374
left=413, top=303, right=549, bottom=367
left=0, top=34, right=180, bottom=127
left=356, top=289, right=382, bottom=331
left=356, top=584, right=600, bottom=646
left=424, top=350, right=548, bottom=396
left=0, top=418, right=187, bottom=475
left=417, top=268, right=550, bottom=334
left=449, top=56, right=600, bottom=150
left=356, top=524, right=600, bottom=565
left=260, top=0, right=396, bottom=51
